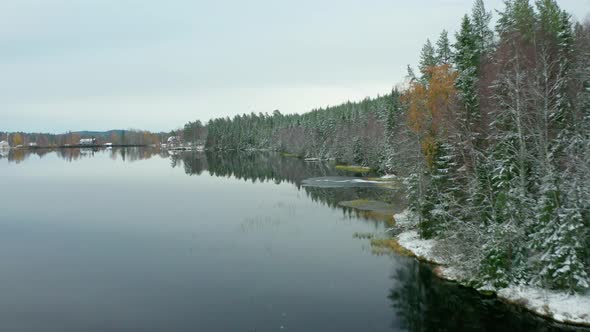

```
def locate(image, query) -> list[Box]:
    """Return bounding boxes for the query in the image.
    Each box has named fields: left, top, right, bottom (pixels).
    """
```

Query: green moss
left=281, top=152, right=301, bottom=158
left=478, top=289, right=496, bottom=297
left=340, top=199, right=371, bottom=208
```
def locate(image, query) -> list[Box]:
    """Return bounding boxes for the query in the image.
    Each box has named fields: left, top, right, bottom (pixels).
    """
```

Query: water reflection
left=174, top=151, right=407, bottom=223
left=2, top=148, right=404, bottom=225
left=2, top=148, right=588, bottom=331
left=0, top=146, right=165, bottom=163
left=389, top=260, right=586, bottom=332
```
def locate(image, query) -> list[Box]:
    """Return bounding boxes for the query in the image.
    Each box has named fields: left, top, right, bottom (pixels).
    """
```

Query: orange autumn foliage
left=403, top=64, right=457, bottom=167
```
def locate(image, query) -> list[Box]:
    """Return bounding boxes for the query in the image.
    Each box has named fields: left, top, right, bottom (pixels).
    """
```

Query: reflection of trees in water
left=4, top=148, right=582, bottom=330
left=176, top=151, right=405, bottom=223
left=108, top=147, right=164, bottom=163
left=176, top=151, right=208, bottom=175
left=2, top=148, right=57, bottom=163
left=388, top=260, right=584, bottom=332
left=177, top=148, right=583, bottom=330
left=2, top=147, right=164, bottom=163
left=4, top=148, right=404, bottom=223
left=199, top=151, right=334, bottom=187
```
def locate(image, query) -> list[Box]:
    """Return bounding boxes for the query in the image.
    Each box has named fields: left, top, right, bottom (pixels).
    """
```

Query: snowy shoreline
left=392, top=210, right=590, bottom=327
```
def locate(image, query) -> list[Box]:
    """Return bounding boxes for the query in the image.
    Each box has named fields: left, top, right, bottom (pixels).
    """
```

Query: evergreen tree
left=454, top=15, right=480, bottom=128
left=496, top=0, right=536, bottom=40
left=539, top=198, right=589, bottom=292
left=436, top=30, right=452, bottom=65
left=419, top=39, right=437, bottom=82
left=554, top=10, right=574, bottom=126
left=428, top=142, right=459, bottom=235
left=471, top=0, right=494, bottom=55
left=406, top=65, right=417, bottom=83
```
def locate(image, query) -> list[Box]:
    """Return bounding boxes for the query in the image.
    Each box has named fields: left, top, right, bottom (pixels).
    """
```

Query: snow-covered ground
left=396, top=230, right=443, bottom=264
left=392, top=210, right=590, bottom=326
left=498, top=286, right=590, bottom=326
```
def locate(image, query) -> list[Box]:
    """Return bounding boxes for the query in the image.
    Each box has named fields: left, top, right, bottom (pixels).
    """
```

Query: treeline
left=183, top=0, right=589, bottom=293
left=182, top=120, right=208, bottom=145
left=203, top=95, right=401, bottom=172
left=0, top=130, right=162, bottom=147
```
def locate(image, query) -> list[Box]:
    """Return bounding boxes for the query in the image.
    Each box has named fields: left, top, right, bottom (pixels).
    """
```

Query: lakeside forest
left=186, top=0, right=590, bottom=293
left=3, top=0, right=588, bottom=295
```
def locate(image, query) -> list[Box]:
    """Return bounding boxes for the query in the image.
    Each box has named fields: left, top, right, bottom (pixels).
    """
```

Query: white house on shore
left=166, top=136, right=180, bottom=147
left=0, top=141, right=9, bottom=149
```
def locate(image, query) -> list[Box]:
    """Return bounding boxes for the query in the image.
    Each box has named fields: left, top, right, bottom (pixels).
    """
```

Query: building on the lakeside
left=80, top=138, right=97, bottom=145
left=166, top=136, right=180, bottom=147
left=28, top=142, right=37, bottom=147
left=0, top=141, right=9, bottom=149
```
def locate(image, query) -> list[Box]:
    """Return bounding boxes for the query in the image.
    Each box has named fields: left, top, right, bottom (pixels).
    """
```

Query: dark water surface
left=0, top=148, right=585, bottom=332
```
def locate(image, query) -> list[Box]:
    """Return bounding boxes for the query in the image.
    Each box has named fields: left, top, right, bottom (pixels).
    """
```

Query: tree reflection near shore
left=388, top=259, right=586, bottom=332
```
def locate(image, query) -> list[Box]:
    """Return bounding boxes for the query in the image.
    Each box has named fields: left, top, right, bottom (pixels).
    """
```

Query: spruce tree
left=419, top=39, right=437, bottom=82
left=471, top=0, right=494, bottom=56
left=554, top=10, right=574, bottom=126
left=436, top=30, right=452, bottom=65
left=454, top=16, right=480, bottom=127
left=497, top=0, right=536, bottom=40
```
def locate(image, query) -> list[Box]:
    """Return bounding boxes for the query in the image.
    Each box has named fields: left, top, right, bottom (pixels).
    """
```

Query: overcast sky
left=1, top=0, right=588, bottom=133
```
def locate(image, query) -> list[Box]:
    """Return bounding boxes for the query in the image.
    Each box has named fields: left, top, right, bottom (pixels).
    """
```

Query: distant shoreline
left=10, top=144, right=151, bottom=149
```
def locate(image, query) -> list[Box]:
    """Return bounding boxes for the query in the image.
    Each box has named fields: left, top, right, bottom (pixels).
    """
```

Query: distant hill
left=72, top=130, right=125, bottom=138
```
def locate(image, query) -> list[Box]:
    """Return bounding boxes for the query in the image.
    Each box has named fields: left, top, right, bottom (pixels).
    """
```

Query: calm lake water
left=0, top=148, right=586, bottom=332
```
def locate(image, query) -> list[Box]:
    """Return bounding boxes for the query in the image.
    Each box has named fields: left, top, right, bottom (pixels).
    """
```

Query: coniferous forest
left=184, top=0, right=590, bottom=294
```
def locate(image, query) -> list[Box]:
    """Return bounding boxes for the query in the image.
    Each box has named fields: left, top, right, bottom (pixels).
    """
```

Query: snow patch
left=351, top=179, right=380, bottom=184
left=396, top=229, right=445, bottom=265
left=498, top=286, right=590, bottom=326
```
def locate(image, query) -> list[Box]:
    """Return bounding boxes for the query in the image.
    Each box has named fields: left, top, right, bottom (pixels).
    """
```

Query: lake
left=0, top=148, right=585, bottom=331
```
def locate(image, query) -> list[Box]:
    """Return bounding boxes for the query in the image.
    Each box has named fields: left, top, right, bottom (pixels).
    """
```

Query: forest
left=0, top=130, right=162, bottom=147
left=183, top=0, right=590, bottom=294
